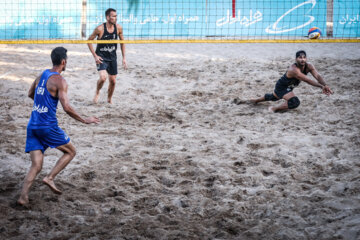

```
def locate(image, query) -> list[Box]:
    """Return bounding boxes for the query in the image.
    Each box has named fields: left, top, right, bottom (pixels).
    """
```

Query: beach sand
left=0, top=43, right=359, bottom=239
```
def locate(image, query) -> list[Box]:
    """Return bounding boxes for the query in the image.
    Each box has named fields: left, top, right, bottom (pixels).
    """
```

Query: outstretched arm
left=308, top=64, right=333, bottom=95
left=291, top=68, right=324, bottom=88
left=57, top=76, right=100, bottom=124
left=118, top=24, right=127, bottom=69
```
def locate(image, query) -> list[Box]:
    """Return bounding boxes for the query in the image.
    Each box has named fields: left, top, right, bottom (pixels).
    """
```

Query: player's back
left=28, top=70, right=60, bottom=129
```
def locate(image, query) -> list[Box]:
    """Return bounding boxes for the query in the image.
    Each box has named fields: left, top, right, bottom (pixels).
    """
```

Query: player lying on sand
left=249, top=50, right=333, bottom=112
left=17, top=47, right=100, bottom=207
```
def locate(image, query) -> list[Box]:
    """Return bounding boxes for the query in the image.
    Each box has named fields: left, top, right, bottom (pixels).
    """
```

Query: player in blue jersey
left=87, top=8, right=127, bottom=104
left=249, top=50, right=333, bottom=112
left=17, top=47, right=100, bottom=207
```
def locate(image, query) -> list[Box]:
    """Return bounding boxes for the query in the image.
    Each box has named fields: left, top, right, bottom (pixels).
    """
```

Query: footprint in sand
left=83, top=171, right=97, bottom=181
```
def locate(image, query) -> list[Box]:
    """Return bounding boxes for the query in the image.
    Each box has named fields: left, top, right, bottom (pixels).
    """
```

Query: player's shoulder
left=95, top=23, right=105, bottom=32
left=116, top=23, right=123, bottom=32
left=289, top=63, right=300, bottom=72
left=306, top=62, right=315, bottom=69
left=34, top=73, right=42, bottom=84
left=49, top=74, right=66, bottom=86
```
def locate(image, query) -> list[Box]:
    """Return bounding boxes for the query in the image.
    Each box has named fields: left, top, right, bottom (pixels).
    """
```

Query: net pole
left=81, top=0, right=87, bottom=38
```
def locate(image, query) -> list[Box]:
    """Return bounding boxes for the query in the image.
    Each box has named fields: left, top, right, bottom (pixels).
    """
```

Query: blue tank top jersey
left=27, top=69, right=60, bottom=129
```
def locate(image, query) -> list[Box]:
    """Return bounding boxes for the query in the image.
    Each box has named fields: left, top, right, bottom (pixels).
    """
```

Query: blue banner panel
left=86, top=0, right=205, bottom=38
left=210, top=0, right=327, bottom=37
left=0, top=0, right=82, bottom=40
left=333, top=0, right=360, bottom=37
left=87, top=0, right=327, bottom=38
left=0, top=0, right=333, bottom=39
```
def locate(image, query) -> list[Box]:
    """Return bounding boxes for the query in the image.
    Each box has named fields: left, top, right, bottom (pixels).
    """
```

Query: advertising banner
left=333, top=0, right=360, bottom=37
left=2, top=0, right=357, bottom=39
left=0, top=0, right=82, bottom=39
left=87, top=0, right=328, bottom=38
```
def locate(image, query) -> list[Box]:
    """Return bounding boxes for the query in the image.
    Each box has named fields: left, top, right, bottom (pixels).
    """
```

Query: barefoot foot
left=233, top=98, right=252, bottom=105
left=42, top=177, right=62, bottom=195
left=268, top=106, right=276, bottom=113
left=93, top=93, right=100, bottom=103
left=17, top=195, right=29, bottom=207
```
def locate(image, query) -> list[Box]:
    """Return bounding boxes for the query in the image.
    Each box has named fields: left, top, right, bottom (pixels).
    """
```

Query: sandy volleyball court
left=0, top=43, right=359, bottom=239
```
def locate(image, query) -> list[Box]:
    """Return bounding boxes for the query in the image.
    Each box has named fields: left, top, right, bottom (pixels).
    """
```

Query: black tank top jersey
left=278, top=63, right=308, bottom=89
left=95, top=23, right=118, bottom=61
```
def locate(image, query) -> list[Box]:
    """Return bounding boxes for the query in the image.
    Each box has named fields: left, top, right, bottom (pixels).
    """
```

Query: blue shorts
left=97, top=59, right=118, bottom=75
left=25, top=126, right=70, bottom=153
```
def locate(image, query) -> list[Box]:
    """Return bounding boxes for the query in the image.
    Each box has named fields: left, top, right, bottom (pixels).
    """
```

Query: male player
left=249, top=50, right=333, bottom=112
left=87, top=8, right=127, bottom=104
left=17, top=47, right=100, bottom=207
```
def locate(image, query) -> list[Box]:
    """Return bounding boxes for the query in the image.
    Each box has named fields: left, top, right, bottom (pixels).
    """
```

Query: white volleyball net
left=0, top=0, right=359, bottom=43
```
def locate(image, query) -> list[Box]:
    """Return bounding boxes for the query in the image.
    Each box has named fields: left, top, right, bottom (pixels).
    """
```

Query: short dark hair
left=51, top=47, right=67, bottom=66
left=105, top=8, right=116, bottom=17
left=296, top=50, right=306, bottom=58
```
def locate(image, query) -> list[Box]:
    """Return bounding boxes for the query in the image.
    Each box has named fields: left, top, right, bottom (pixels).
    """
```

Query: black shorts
left=274, top=81, right=294, bottom=99
left=97, top=59, right=118, bottom=75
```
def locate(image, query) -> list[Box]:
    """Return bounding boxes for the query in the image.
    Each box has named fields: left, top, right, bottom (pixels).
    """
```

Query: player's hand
left=122, top=59, right=128, bottom=70
left=84, top=117, right=100, bottom=124
left=322, top=85, right=333, bottom=96
left=94, top=55, right=103, bottom=64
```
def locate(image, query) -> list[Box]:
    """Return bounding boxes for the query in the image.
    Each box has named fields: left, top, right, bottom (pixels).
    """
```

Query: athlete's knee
left=287, top=96, right=300, bottom=109
left=98, top=72, right=107, bottom=82
left=264, top=93, right=278, bottom=101
left=64, top=144, right=76, bottom=158
left=109, top=78, right=116, bottom=85
left=109, top=76, right=116, bottom=84
left=99, top=75, right=107, bottom=83
left=31, top=162, right=43, bottom=173
left=69, top=146, right=76, bottom=158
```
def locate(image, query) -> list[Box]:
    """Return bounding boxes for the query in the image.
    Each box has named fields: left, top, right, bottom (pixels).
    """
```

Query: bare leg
left=18, top=150, right=44, bottom=206
left=93, top=70, right=107, bottom=103
left=107, top=74, right=117, bottom=104
left=269, top=101, right=288, bottom=112
left=269, top=92, right=295, bottom=113
left=250, top=96, right=265, bottom=104
left=42, top=142, right=76, bottom=195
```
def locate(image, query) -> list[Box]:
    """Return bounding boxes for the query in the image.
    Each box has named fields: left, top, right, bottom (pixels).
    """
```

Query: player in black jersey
left=249, top=50, right=333, bottom=112
left=87, top=8, right=127, bottom=104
